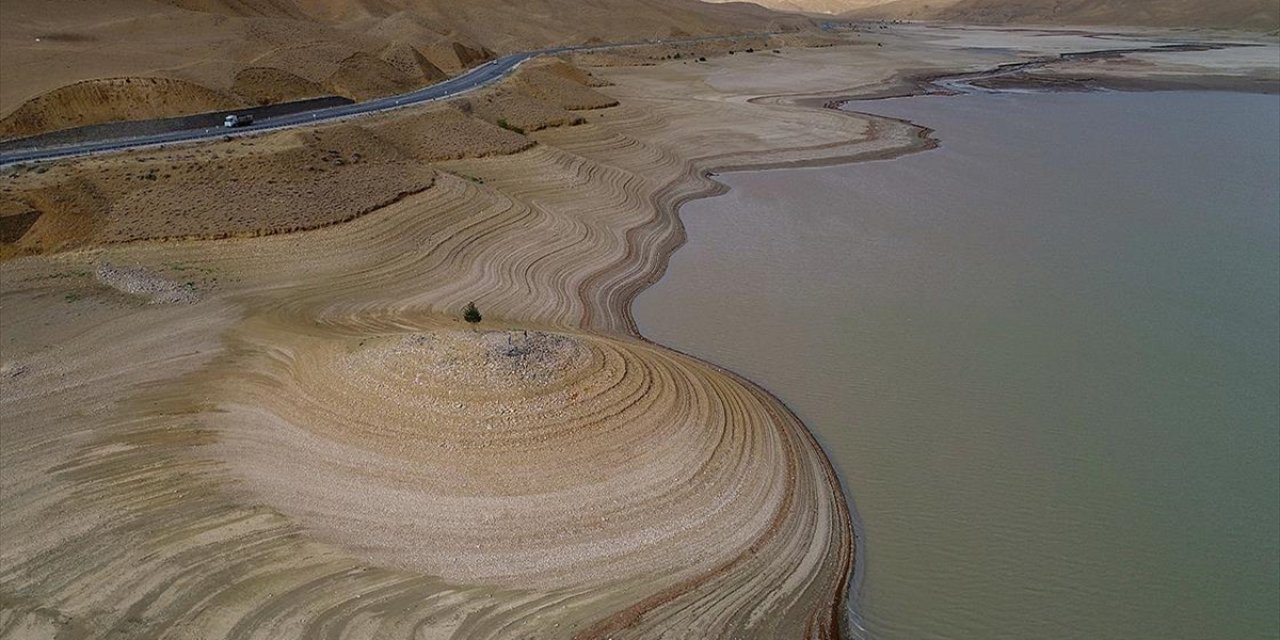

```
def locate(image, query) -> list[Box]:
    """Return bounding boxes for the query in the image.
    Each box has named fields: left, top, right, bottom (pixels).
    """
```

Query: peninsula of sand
left=3, top=20, right=1277, bottom=639
left=0, top=33, right=911, bottom=638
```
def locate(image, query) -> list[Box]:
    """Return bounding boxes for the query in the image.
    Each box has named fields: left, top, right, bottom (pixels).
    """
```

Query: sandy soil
left=1005, top=44, right=1280, bottom=92
left=0, top=60, right=620, bottom=258
left=1, top=26, right=1276, bottom=640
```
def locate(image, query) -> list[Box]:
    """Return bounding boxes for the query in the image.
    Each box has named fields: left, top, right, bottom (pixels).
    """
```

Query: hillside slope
left=0, top=0, right=809, bottom=138
left=702, top=0, right=899, bottom=15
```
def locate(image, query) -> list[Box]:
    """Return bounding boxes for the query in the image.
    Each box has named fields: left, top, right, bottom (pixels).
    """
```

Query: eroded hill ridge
left=0, top=0, right=812, bottom=139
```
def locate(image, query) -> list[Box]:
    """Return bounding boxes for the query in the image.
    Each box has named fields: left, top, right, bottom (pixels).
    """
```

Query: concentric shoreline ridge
left=612, top=98, right=939, bottom=640
left=13, top=31, right=1261, bottom=637
left=0, top=48, right=942, bottom=636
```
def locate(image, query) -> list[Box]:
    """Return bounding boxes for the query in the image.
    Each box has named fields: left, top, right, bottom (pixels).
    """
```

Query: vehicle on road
left=1, top=33, right=780, bottom=167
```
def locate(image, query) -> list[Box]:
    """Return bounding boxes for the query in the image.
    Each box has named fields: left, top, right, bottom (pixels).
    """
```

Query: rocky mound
left=367, top=108, right=535, bottom=161
left=512, top=67, right=620, bottom=110
left=0, top=124, right=434, bottom=254
left=446, top=59, right=620, bottom=133
left=324, top=52, right=424, bottom=101
left=209, top=325, right=806, bottom=592
left=0, top=58, right=617, bottom=257
left=230, top=67, right=327, bottom=106
left=378, top=41, right=449, bottom=85
left=0, top=77, right=241, bottom=140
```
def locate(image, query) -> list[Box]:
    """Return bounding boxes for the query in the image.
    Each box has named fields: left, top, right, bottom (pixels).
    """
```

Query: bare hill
left=0, top=0, right=810, bottom=138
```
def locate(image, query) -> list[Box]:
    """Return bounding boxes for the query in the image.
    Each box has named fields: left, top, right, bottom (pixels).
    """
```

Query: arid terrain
left=2, top=3, right=1278, bottom=638
left=0, top=33, right=903, bottom=640
left=0, top=0, right=814, bottom=140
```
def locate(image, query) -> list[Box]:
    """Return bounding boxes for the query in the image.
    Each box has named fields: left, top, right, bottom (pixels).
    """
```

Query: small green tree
left=463, top=301, right=482, bottom=325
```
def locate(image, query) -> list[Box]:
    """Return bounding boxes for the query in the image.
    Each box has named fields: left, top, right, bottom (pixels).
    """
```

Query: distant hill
left=702, top=0, right=1279, bottom=30
left=843, top=0, right=1279, bottom=30
left=143, top=0, right=812, bottom=52
left=702, top=0, right=900, bottom=15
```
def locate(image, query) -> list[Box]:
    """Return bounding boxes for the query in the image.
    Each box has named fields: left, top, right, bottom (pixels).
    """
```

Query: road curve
left=0, top=34, right=775, bottom=167
left=0, top=52, right=535, bottom=166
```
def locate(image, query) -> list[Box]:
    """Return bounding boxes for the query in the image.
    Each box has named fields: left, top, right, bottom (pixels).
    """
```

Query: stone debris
left=95, top=262, right=198, bottom=304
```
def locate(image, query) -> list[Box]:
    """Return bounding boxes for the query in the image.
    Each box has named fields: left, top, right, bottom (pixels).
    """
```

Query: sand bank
left=0, top=45, right=906, bottom=639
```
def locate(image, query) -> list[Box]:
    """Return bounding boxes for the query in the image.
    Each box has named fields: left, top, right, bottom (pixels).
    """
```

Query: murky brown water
left=634, top=91, right=1280, bottom=639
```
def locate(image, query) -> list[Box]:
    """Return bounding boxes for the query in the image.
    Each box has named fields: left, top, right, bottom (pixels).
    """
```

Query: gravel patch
left=95, top=262, right=198, bottom=304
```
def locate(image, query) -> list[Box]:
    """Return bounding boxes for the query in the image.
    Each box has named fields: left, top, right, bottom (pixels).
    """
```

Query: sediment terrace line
left=0, top=49, right=955, bottom=638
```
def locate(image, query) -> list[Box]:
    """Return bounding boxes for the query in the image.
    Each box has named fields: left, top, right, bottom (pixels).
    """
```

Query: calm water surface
left=633, top=91, right=1280, bottom=639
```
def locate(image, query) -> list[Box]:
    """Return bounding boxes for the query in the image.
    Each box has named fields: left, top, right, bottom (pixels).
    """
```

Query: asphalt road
left=0, top=33, right=780, bottom=167
left=0, top=51, right=539, bottom=166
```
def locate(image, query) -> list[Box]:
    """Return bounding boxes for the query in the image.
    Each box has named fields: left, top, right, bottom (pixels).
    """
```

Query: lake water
left=633, top=90, right=1280, bottom=639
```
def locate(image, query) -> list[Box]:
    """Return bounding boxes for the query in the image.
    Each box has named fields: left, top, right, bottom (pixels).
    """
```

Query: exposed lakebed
left=634, top=90, right=1280, bottom=639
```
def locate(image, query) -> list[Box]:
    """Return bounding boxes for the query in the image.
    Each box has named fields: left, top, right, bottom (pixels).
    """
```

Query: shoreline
left=606, top=94, right=951, bottom=636
left=627, top=70, right=1280, bottom=640
left=0, top=52, right=890, bottom=635
left=2, top=27, right=1276, bottom=638
left=565, top=99, right=927, bottom=640
left=800, top=42, right=1280, bottom=108
left=600, top=60, right=971, bottom=636
left=620, top=37, right=1278, bottom=635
